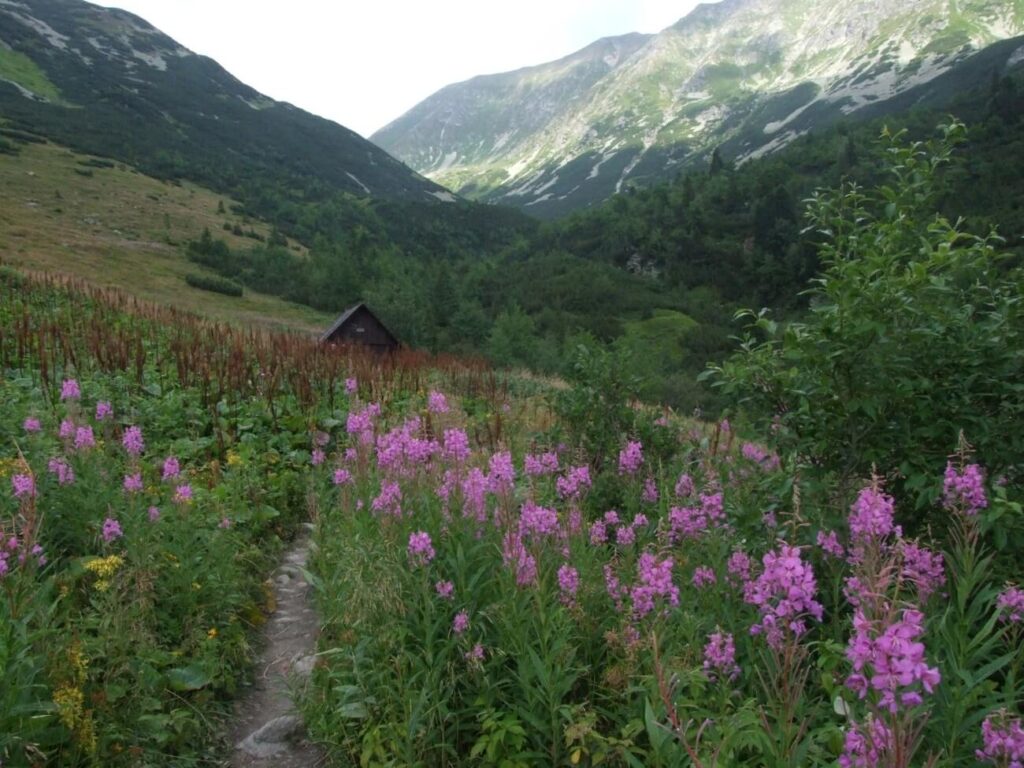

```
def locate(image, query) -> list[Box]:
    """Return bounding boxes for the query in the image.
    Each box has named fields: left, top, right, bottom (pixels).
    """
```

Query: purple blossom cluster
left=848, top=486, right=898, bottom=544
left=11, top=473, right=36, bottom=499
left=427, top=390, right=449, bottom=414
left=618, top=440, right=643, bottom=475
left=744, top=544, right=823, bottom=648
left=899, top=542, right=945, bottom=602
left=556, top=465, right=591, bottom=500
left=48, top=457, right=75, bottom=486
left=840, top=716, right=894, bottom=768
left=703, top=631, right=739, bottom=682
left=60, top=378, right=81, bottom=401
left=0, top=533, right=46, bottom=578
left=943, top=462, right=988, bottom=516
left=407, top=531, right=435, bottom=566
left=122, top=425, right=145, bottom=457
left=997, top=587, right=1024, bottom=624
left=630, top=553, right=679, bottom=620
left=525, top=452, right=559, bottom=477
left=845, top=607, right=940, bottom=713
left=977, top=710, right=1024, bottom=767
left=668, top=492, right=725, bottom=542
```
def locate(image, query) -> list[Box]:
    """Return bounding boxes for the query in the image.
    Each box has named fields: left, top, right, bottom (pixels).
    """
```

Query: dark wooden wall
left=324, top=306, right=398, bottom=352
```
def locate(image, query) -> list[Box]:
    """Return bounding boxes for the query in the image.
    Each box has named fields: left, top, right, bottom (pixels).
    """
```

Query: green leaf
left=166, top=664, right=211, bottom=691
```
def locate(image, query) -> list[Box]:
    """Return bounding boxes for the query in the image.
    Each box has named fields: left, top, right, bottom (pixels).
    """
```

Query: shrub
left=708, top=122, right=1024, bottom=514
left=184, top=272, right=243, bottom=297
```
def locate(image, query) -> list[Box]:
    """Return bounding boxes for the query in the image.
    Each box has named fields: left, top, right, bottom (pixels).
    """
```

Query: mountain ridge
left=373, top=0, right=1024, bottom=217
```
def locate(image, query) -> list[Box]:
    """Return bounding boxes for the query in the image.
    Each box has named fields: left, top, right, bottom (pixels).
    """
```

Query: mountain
left=0, top=0, right=450, bottom=202
left=373, top=0, right=1024, bottom=217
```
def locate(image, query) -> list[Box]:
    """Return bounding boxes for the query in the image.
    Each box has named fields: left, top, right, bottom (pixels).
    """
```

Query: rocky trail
left=225, top=529, right=327, bottom=767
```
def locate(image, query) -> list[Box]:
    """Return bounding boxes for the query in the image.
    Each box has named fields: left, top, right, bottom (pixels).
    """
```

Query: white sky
left=99, top=1, right=706, bottom=137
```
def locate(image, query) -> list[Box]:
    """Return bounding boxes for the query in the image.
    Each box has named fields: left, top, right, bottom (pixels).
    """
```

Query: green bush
left=709, top=122, right=1024, bottom=514
left=184, top=272, right=243, bottom=297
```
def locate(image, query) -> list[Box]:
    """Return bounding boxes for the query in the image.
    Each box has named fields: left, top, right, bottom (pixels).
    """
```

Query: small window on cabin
left=356, top=326, right=365, bottom=333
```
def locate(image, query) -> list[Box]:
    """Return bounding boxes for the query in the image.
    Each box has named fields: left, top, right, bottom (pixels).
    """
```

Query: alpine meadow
left=2, top=0, right=1024, bottom=766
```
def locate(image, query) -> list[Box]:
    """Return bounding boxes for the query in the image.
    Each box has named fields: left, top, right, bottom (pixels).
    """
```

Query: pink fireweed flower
left=558, top=564, right=579, bottom=600
left=60, top=378, right=81, bottom=401
left=74, top=426, right=95, bottom=450
left=849, top=485, right=898, bottom=544
left=95, top=401, right=113, bottom=421
left=556, top=465, right=592, bottom=500
left=407, top=531, right=435, bottom=566
left=692, top=566, right=717, bottom=589
left=162, top=456, right=180, bottom=480
left=332, top=468, right=352, bottom=486
left=123, top=473, right=143, bottom=493
left=102, top=517, right=123, bottom=543
left=817, top=530, right=845, bottom=559
left=148, top=506, right=161, bottom=522
left=976, top=710, right=1024, bottom=767
left=744, top=544, right=823, bottom=649
left=845, top=606, right=941, bottom=713
left=900, top=541, right=945, bottom=602
left=311, top=449, right=325, bottom=466
left=615, top=525, right=636, bottom=546
left=219, top=517, right=232, bottom=529
left=519, top=501, right=559, bottom=539
left=703, top=631, right=740, bottom=682
left=741, top=442, right=780, bottom=471
left=525, top=452, right=559, bottom=476
left=427, top=390, right=450, bottom=414
left=840, top=716, right=894, bottom=768
left=313, top=430, right=330, bottom=447
left=997, top=586, right=1024, bottom=624
left=11, top=474, right=35, bottom=499
left=173, top=484, right=193, bottom=504
left=727, top=550, right=752, bottom=585
left=618, top=440, right=643, bottom=475
left=630, top=553, right=679, bottom=620
left=642, top=476, right=659, bottom=503
left=604, top=510, right=620, bottom=526
left=589, top=520, right=608, bottom=546
left=122, top=425, right=145, bottom=457
left=452, top=610, right=470, bottom=634
left=345, top=377, right=358, bottom=395
left=47, top=458, right=75, bottom=486
left=442, top=429, right=470, bottom=463
left=486, top=451, right=515, bottom=495
left=501, top=531, right=537, bottom=587
left=59, top=418, right=75, bottom=440
left=668, top=492, right=725, bottom=542
left=943, top=462, right=988, bottom=516
left=371, top=480, right=402, bottom=517
left=23, top=417, right=42, bottom=433
left=674, top=473, right=695, bottom=498
left=632, top=513, right=649, bottom=529
left=435, top=580, right=454, bottom=600
left=461, top=468, right=488, bottom=523
left=465, top=643, right=485, bottom=663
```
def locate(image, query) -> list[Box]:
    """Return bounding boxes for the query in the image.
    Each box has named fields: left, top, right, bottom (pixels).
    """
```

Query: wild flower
left=745, top=544, right=823, bottom=649
left=23, top=417, right=42, bottom=433
left=632, top=513, right=649, bottom=529
left=703, top=631, right=740, bottom=682
left=345, top=377, right=358, bottom=395
left=122, top=426, right=145, bottom=457
left=461, top=468, right=487, bottom=522
left=849, top=485, right=898, bottom=545
left=692, top=566, right=717, bottom=588
left=162, top=456, right=180, bottom=480
left=519, top=501, right=559, bottom=539
left=818, top=530, right=846, bottom=558
left=674, top=473, right=695, bottom=498
left=435, top=580, right=454, bottom=599
left=60, top=379, right=81, bottom=401
left=589, top=520, right=608, bottom=545
left=442, top=428, right=470, bottom=463
left=102, top=518, right=123, bottom=543
left=502, top=531, right=537, bottom=587
left=845, top=606, right=940, bottom=713
left=123, top=473, right=143, bottom=493
left=313, top=431, right=330, bottom=448
left=173, top=484, right=193, bottom=504
left=371, top=480, right=402, bottom=516
left=219, top=517, right=232, bottom=529
left=997, top=586, right=1024, bottom=624
left=148, top=506, right=161, bottom=522
left=48, top=458, right=75, bottom=486
left=525, top=452, right=559, bottom=476
left=486, top=451, right=515, bottom=495
left=840, top=716, right=894, bottom=768
left=943, top=462, right=988, bottom=516
left=616, top=525, right=636, bottom=546
left=668, top=493, right=725, bottom=541
left=311, top=449, right=325, bottom=466
left=74, top=426, right=95, bottom=450
left=618, top=440, right=644, bottom=475
left=59, top=419, right=75, bottom=440
left=604, top=510, right=621, bottom=526
left=427, top=390, right=449, bottom=414
left=94, top=401, right=113, bottom=421
left=741, top=442, right=781, bottom=471
left=642, top=477, right=659, bottom=503
left=333, top=468, right=352, bottom=485
left=558, top=564, right=579, bottom=601
left=630, top=553, right=679, bottom=620
left=727, top=550, right=752, bottom=585
left=556, top=465, right=591, bottom=500
left=11, top=473, right=35, bottom=498
left=407, top=531, right=435, bottom=566
left=899, top=542, right=945, bottom=602
left=976, top=709, right=1024, bottom=767
left=465, top=643, right=485, bottom=663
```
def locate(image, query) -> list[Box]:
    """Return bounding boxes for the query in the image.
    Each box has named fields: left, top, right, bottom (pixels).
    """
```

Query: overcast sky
left=99, top=1, right=706, bottom=137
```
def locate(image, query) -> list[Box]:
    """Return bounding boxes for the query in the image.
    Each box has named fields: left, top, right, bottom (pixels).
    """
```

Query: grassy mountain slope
left=0, top=135, right=331, bottom=331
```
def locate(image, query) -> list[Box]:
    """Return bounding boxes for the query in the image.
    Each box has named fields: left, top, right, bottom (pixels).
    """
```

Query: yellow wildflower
left=226, top=450, right=243, bottom=467
left=84, top=555, right=123, bottom=590
left=53, top=684, right=84, bottom=730
left=207, top=627, right=218, bottom=640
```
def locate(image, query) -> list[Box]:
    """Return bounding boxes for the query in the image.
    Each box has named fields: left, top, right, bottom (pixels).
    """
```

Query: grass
left=0, top=47, right=63, bottom=102
left=0, top=139, right=332, bottom=333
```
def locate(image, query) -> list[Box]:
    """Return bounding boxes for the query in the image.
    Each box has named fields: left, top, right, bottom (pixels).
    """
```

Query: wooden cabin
left=320, top=303, right=399, bottom=352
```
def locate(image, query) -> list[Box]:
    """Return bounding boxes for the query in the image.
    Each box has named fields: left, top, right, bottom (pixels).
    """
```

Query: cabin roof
left=319, top=302, right=399, bottom=346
